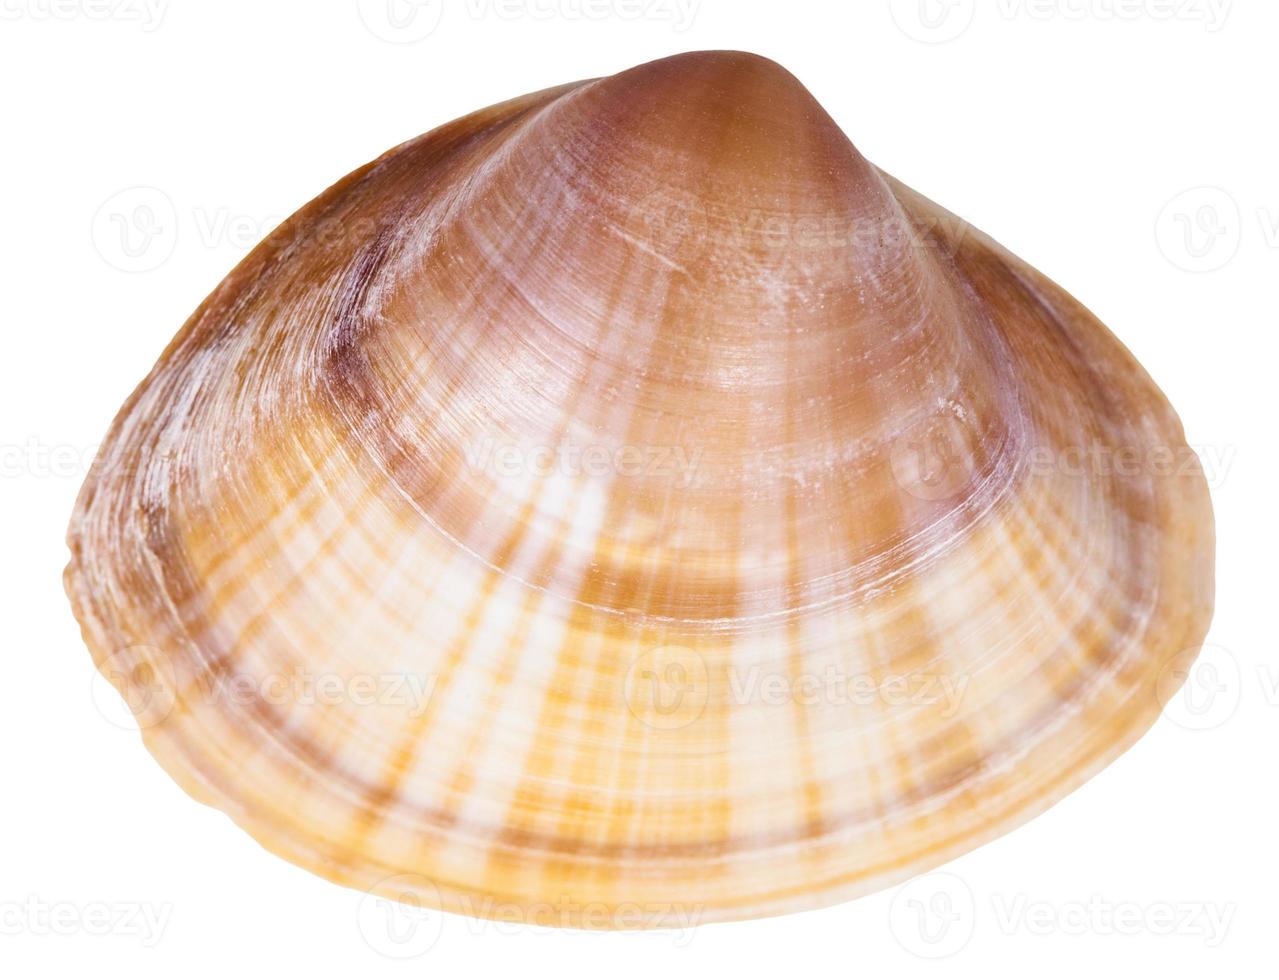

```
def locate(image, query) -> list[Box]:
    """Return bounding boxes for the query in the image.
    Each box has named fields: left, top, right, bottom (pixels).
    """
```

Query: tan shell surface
left=67, top=51, right=1214, bottom=927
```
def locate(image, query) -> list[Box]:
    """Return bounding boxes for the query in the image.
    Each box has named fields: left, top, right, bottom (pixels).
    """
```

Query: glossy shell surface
left=67, top=51, right=1215, bottom=927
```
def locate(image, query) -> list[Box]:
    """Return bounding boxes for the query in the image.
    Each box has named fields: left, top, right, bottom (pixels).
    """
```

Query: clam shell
left=67, top=51, right=1214, bottom=927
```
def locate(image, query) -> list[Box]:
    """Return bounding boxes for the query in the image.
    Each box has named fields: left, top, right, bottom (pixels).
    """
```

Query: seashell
left=67, top=50, right=1214, bottom=928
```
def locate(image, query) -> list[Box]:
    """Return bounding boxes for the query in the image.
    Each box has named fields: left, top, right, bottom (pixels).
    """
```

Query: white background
left=1, top=0, right=1272, bottom=976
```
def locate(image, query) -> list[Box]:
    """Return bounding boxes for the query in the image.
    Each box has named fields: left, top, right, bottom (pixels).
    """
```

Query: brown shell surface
left=67, top=52, right=1215, bottom=927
